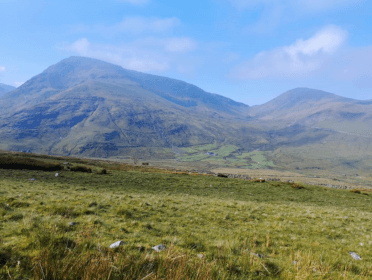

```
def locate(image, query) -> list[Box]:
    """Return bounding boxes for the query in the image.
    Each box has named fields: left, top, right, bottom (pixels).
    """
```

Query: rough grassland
left=0, top=158, right=372, bottom=279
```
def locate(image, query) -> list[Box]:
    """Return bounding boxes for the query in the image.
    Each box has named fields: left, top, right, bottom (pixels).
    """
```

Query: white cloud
left=73, top=16, right=181, bottom=35
left=14, top=81, right=25, bottom=87
left=69, top=38, right=90, bottom=55
left=60, top=36, right=197, bottom=73
left=230, top=25, right=347, bottom=80
left=0, top=66, right=5, bottom=72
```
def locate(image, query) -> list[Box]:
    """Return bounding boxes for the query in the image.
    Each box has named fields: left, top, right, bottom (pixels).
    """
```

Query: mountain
left=0, top=57, right=250, bottom=118
left=0, top=56, right=370, bottom=170
left=0, top=56, right=260, bottom=158
left=248, top=87, right=372, bottom=137
left=0, top=83, right=16, bottom=97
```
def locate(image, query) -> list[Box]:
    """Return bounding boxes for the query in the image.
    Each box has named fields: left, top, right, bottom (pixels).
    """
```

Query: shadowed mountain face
left=0, top=83, right=16, bottom=97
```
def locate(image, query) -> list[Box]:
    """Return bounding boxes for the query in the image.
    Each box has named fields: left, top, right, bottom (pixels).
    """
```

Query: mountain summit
left=3, top=56, right=249, bottom=117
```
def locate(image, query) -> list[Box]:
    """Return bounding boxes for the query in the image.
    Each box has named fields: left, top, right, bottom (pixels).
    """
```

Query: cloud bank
left=61, top=36, right=197, bottom=73
left=231, top=25, right=348, bottom=79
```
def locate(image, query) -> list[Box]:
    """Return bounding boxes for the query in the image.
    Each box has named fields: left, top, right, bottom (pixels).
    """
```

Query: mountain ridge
left=0, top=56, right=371, bottom=165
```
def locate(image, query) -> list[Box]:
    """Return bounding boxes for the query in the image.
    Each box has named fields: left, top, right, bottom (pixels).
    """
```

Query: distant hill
left=0, top=83, right=16, bottom=97
left=248, top=87, right=372, bottom=137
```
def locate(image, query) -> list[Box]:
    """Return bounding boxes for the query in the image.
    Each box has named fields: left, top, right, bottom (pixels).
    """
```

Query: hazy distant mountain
left=249, top=87, right=372, bottom=138
left=0, top=83, right=16, bottom=97
left=0, top=57, right=249, bottom=118
left=249, top=88, right=355, bottom=118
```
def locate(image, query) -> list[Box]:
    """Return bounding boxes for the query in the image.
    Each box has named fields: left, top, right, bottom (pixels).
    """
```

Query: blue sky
left=0, top=0, right=371, bottom=105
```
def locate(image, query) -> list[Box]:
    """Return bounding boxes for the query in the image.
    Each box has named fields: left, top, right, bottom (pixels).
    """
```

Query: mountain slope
left=0, top=57, right=250, bottom=118
left=0, top=83, right=16, bottom=97
left=0, top=57, right=261, bottom=157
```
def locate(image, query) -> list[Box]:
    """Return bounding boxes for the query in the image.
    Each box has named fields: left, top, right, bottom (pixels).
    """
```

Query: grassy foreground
left=0, top=156, right=372, bottom=279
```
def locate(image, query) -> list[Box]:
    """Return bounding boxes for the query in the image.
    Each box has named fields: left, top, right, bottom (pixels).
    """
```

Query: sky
left=0, top=0, right=371, bottom=106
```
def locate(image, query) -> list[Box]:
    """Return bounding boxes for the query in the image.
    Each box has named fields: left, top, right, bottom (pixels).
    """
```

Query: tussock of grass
left=0, top=155, right=372, bottom=279
left=0, top=156, right=62, bottom=171
left=69, top=165, right=92, bottom=173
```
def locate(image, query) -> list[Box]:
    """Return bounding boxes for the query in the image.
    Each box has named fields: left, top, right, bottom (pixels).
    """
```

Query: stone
left=55, top=173, right=59, bottom=177
left=197, top=254, right=204, bottom=259
left=251, top=253, right=265, bottom=258
left=68, top=222, right=77, bottom=226
left=349, top=252, right=362, bottom=260
left=29, top=178, right=35, bottom=181
left=109, top=240, right=126, bottom=249
left=152, top=244, right=166, bottom=252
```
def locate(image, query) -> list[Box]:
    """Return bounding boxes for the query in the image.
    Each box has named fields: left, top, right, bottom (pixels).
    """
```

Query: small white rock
left=349, top=252, right=362, bottom=260
left=109, top=240, right=126, bottom=249
left=197, top=254, right=204, bottom=259
left=55, top=173, right=59, bottom=177
left=360, top=243, right=364, bottom=246
left=152, top=244, right=166, bottom=252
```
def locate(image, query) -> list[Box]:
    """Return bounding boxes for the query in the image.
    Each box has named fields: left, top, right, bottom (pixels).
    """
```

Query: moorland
left=1, top=152, right=372, bottom=279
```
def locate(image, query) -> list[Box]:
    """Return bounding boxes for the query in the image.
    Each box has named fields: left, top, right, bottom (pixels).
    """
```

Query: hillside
left=0, top=57, right=261, bottom=158
left=0, top=82, right=15, bottom=97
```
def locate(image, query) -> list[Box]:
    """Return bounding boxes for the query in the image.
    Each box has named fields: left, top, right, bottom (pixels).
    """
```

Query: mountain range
left=0, top=56, right=371, bottom=172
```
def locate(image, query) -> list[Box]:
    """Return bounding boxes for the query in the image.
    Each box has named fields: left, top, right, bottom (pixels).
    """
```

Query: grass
left=0, top=154, right=372, bottom=279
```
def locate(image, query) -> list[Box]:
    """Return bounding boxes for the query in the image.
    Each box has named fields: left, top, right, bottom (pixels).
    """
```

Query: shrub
left=253, top=178, right=265, bottom=182
left=291, top=183, right=305, bottom=189
left=96, top=169, right=107, bottom=175
left=70, top=165, right=92, bottom=173
left=351, top=189, right=361, bottom=194
left=0, top=156, right=62, bottom=171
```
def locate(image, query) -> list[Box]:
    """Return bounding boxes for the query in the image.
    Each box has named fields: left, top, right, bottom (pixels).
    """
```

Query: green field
left=178, top=145, right=276, bottom=169
left=0, top=154, right=372, bottom=279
